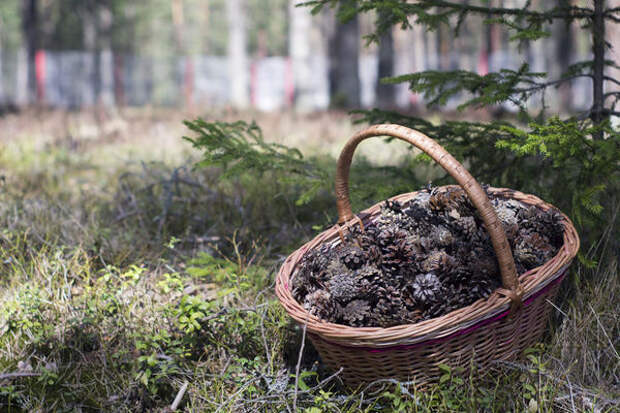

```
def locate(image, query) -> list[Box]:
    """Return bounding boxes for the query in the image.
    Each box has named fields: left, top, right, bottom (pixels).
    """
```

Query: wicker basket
left=275, top=124, right=580, bottom=388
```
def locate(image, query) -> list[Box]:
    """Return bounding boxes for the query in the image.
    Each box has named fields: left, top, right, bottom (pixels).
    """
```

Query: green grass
left=0, top=110, right=617, bottom=412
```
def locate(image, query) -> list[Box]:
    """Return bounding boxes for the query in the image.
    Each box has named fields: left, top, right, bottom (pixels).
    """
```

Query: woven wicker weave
left=275, top=124, right=579, bottom=387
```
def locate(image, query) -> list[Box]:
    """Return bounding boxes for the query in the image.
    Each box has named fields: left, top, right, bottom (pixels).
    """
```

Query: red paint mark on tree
left=250, top=60, right=257, bottom=107
left=478, top=51, right=489, bottom=76
left=184, top=56, right=194, bottom=107
left=113, top=53, right=125, bottom=106
left=285, top=57, right=294, bottom=107
left=35, top=50, right=45, bottom=103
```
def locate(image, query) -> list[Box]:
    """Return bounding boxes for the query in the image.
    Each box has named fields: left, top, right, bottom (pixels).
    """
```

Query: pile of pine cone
left=292, top=187, right=564, bottom=328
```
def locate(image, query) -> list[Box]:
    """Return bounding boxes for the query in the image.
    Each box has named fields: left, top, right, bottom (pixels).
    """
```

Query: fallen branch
left=170, top=381, right=189, bottom=411
left=293, top=322, right=307, bottom=412
left=0, top=372, right=41, bottom=380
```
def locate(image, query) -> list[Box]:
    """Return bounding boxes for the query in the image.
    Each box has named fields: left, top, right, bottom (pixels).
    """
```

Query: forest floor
left=0, top=108, right=617, bottom=412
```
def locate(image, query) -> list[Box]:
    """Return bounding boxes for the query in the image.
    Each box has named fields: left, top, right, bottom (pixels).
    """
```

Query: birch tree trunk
left=98, top=6, right=114, bottom=107
left=227, top=0, right=249, bottom=108
left=289, top=0, right=328, bottom=111
left=172, top=0, right=192, bottom=108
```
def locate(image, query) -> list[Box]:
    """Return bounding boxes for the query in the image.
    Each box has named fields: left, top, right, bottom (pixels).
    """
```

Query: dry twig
left=293, top=322, right=307, bottom=412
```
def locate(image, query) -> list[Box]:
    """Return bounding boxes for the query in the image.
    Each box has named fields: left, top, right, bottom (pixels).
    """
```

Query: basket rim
left=275, top=186, right=580, bottom=348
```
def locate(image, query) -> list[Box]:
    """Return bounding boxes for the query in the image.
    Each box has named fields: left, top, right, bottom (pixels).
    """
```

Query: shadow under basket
left=275, top=124, right=580, bottom=388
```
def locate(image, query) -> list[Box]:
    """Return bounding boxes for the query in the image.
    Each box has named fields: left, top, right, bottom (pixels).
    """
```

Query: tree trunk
left=21, top=0, right=38, bottom=105
left=376, top=23, right=395, bottom=109
left=0, top=19, right=4, bottom=106
left=172, top=0, right=193, bottom=108
left=227, top=0, right=249, bottom=108
left=82, top=1, right=97, bottom=106
left=608, top=0, right=620, bottom=130
left=98, top=5, right=114, bottom=107
left=289, top=0, right=311, bottom=108
left=328, top=2, right=360, bottom=108
left=591, top=0, right=606, bottom=139
left=554, top=0, right=573, bottom=112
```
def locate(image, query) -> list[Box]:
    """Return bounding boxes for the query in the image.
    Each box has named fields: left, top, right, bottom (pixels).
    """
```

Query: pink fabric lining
left=313, top=270, right=567, bottom=353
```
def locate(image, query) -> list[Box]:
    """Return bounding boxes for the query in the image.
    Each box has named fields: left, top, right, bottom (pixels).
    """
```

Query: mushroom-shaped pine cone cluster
left=291, top=187, right=564, bottom=328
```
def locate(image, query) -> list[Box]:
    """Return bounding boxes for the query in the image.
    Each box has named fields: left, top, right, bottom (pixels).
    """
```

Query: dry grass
left=0, top=109, right=617, bottom=412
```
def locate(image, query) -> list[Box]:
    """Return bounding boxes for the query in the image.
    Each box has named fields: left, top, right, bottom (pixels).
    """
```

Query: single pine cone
left=514, top=232, right=553, bottom=268
left=371, top=295, right=403, bottom=327
left=405, top=203, right=431, bottom=222
left=376, top=226, right=409, bottom=249
left=467, top=275, right=497, bottom=299
left=304, top=290, right=341, bottom=322
left=293, top=244, right=336, bottom=299
left=381, top=236, right=418, bottom=276
left=495, top=204, right=518, bottom=227
left=516, top=205, right=538, bottom=223
left=301, top=244, right=332, bottom=274
left=455, top=216, right=477, bottom=239
left=424, top=301, right=449, bottom=320
left=355, top=264, right=383, bottom=282
left=341, top=299, right=371, bottom=326
left=291, top=271, right=316, bottom=300
left=410, top=273, right=442, bottom=306
left=365, top=244, right=383, bottom=264
left=429, top=187, right=469, bottom=214
left=340, top=245, right=366, bottom=270
left=428, top=225, right=454, bottom=246
left=327, top=272, right=368, bottom=303
left=532, top=209, right=565, bottom=247
left=420, top=250, right=457, bottom=274
left=326, top=259, right=349, bottom=281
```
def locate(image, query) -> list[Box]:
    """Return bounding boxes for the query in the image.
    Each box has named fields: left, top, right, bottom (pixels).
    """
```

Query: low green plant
left=1, top=286, right=52, bottom=343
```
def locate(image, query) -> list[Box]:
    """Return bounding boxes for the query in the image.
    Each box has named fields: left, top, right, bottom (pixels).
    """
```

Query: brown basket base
left=309, top=274, right=563, bottom=388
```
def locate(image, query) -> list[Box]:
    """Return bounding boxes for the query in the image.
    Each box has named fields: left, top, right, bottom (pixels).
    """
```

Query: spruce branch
left=382, top=64, right=564, bottom=111
left=409, top=0, right=594, bottom=19
left=183, top=119, right=425, bottom=208
left=603, top=6, right=620, bottom=22
left=183, top=120, right=314, bottom=178
left=603, top=76, right=620, bottom=87
left=301, top=0, right=594, bottom=19
left=183, top=119, right=329, bottom=205
left=513, top=74, right=592, bottom=93
left=301, top=0, right=595, bottom=42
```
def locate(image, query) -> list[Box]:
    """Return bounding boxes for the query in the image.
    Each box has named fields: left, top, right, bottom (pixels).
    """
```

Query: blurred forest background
left=0, top=0, right=616, bottom=112
left=0, top=1, right=618, bottom=412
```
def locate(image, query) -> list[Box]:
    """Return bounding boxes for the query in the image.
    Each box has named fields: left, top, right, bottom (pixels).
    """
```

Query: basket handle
left=335, top=124, right=523, bottom=308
